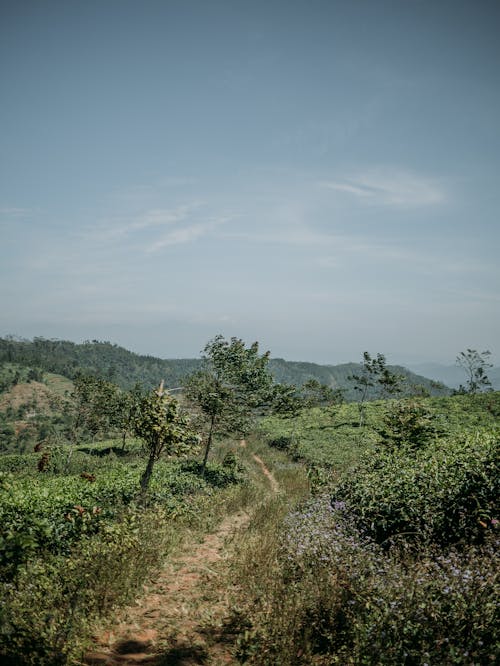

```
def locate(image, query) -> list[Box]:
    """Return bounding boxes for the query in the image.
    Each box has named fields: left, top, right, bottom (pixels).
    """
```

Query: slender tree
left=183, top=335, right=276, bottom=470
left=133, top=381, right=198, bottom=495
left=301, top=378, right=344, bottom=408
left=456, top=349, right=493, bottom=394
left=349, top=352, right=405, bottom=426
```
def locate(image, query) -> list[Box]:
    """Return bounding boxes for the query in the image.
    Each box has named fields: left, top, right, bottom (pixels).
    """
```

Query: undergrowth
left=233, top=408, right=500, bottom=665
left=0, top=438, right=251, bottom=665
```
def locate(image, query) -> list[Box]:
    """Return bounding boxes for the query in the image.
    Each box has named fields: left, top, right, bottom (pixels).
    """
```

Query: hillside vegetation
left=236, top=393, right=499, bottom=665
left=0, top=335, right=498, bottom=665
left=0, top=336, right=448, bottom=399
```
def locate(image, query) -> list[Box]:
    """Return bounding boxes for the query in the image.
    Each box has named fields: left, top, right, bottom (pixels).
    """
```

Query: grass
left=231, top=395, right=500, bottom=665
left=259, top=392, right=500, bottom=470
left=0, top=433, right=257, bottom=665
left=2, top=391, right=499, bottom=664
left=43, top=372, right=74, bottom=397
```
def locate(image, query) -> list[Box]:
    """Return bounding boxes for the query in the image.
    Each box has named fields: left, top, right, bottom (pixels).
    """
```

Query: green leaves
left=133, top=390, right=196, bottom=459
left=349, top=352, right=406, bottom=401
left=184, top=336, right=277, bottom=467
left=133, top=387, right=199, bottom=492
left=382, top=399, right=440, bottom=451
left=332, top=431, right=499, bottom=546
left=456, top=349, right=493, bottom=394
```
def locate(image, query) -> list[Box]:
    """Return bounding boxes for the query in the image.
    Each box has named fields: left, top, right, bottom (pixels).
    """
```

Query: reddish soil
left=0, top=381, right=62, bottom=413
left=86, top=511, right=250, bottom=665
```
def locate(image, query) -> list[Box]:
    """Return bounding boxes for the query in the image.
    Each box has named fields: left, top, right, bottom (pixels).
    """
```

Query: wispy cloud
left=147, top=216, right=232, bottom=252
left=0, top=207, right=34, bottom=218
left=83, top=201, right=233, bottom=251
left=320, top=168, right=445, bottom=207
left=86, top=203, right=204, bottom=242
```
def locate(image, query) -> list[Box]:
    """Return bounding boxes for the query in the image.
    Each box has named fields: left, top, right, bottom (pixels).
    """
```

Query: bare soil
left=0, top=381, right=64, bottom=413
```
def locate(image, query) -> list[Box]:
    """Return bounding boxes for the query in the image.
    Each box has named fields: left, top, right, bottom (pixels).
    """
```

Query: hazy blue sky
left=1, top=0, right=499, bottom=364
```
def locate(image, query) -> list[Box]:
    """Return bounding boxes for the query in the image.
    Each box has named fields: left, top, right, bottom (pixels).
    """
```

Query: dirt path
left=239, top=440, right=278, bottom=494
left=85, top=454, right=278, bottom=666
left=251, top=455, right=279, bottom=494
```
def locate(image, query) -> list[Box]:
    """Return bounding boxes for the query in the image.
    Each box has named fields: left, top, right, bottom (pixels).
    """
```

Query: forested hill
left=0, top=336, right=448, bottom=398
left=0, top=337, right=200, bottom=390
left=268, top=358, right=448, bottom=399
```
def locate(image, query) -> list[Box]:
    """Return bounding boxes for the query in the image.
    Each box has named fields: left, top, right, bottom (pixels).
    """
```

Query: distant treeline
left=0, top=336, right=200, bottom=390
left=0, top=336, right=449, bottom=399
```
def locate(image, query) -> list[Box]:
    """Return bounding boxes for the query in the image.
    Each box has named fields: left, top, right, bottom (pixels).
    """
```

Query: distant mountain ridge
left=408, top=363, right=500, bottom=391
left=0, top=336, right=450, bottom=399
left=268, top=358, right=449, bottom=400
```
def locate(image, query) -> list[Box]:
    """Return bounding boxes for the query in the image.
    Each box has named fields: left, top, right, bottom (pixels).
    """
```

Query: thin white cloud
left=321, top=182, right=373, bottom=198
left=0, top=207, right=34, bottom=217
left=81, top=202, right=206, bottom=243
left=97, top=203, right=204, bottom=240
left=220, top=225, right=338, bottom=246
left=129, top=204, right=203, bottom=232
left=147, top=216, right=231, bottom=252
left=320, top=168, right=445, bottom=207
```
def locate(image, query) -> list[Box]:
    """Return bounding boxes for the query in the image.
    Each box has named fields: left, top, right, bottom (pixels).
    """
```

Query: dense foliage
left=1, top=336, right=499, bottom=665
left=245, top=497, right=498, bottom=665
left=260, top=392, right=500, bottom=468
left=240, top=393, right=500, bottom=664
left=0, top=337, right=200, bottom=390
left=0, top=437, right=246, bottom=664
left=332, top=431, right=498, bottom=547
left=184, top=335, right=281, bottom=468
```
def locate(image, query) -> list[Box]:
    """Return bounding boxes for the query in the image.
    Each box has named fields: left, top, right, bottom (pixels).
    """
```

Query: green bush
left=0, top=505, right=179, bottom=665
left=381, top=399, right=441, bottom=450
left=332, top=431, right=499, bottom=547
left=0, top=457, right=247, bottom=579
left=267, top=435, right=294, bottom=451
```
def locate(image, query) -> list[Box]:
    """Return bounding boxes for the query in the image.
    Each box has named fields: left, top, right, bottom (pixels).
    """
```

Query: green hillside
left=260, top=390, right=500, bottom=470
left=268, top=358, right=448, bottom=399
left=0, top=336, right=448, bottom=398
left=0, top=337, right=200, bottom=390
left=0, top=341, right=497, bottom=664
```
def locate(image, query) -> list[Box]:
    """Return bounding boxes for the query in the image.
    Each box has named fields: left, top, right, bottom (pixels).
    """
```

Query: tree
left=301, top=379, right=344, bottom=408
left=271, top=382, right=306, bottom=418
left=111, top=382, right=144, bottom=451
left=456, top=349, right=493, bottom=394
left=183, top=335, right=276, bottom=470
left=349, top=352, right=405, bottom=426
left=69, top=374, right=122, bottom=443
left=133, top=382, right=198, bottom=494
left=382, top=399, right=439, bottom=451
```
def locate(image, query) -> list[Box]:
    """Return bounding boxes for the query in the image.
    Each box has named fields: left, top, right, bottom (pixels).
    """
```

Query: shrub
left=240, top=496, right=500, bottom=665
left=381, top=399, right=440, bottom=450
left=267, top=435, right=294, bottom=451
left=0, top=505, right=179, bottom=665
left=332, top=431, right=499, bottom=547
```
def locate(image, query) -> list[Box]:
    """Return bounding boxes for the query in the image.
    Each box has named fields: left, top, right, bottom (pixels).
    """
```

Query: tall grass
left=1, top=505, right=180, bottom=665
left=231, top=424, right=499, bottom=665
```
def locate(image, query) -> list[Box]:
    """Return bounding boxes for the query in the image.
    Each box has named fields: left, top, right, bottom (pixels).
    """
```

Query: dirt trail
left=251, top=455, right=279, bottom=494
left=239, top=440, right=278, bottom=494
left=85, top=453, right=278, bottom=666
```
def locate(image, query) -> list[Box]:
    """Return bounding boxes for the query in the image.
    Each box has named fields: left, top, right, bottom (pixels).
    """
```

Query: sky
left=1, top=0, right=499, bottom=365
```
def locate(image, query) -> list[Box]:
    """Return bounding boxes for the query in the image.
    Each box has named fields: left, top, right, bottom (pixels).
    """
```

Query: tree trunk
left=140, top=453, right=156, bottom=495
left=202, top=414, right=216, bottom=472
